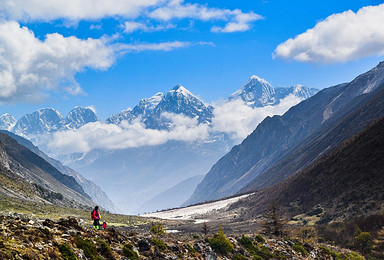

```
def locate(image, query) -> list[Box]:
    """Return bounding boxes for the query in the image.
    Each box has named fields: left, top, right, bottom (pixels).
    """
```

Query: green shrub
left=239, top=235, right=253, bottom=247
left=59, top=243, right=78, bottom=260
left=150, top=223, right=166, bottom=235
left=354, top=232, right=373, bottom=254
left=254, top=234, right=265, bottom=243
left=208, top=227, right=234, bottom=255
left=77, top=237, right=97, bottom=260
left=319, top=246, right=332, bottom=255
left=186, top=244, right=196, bottom=253
left=97, top=239, right=113, bottom=259
left=233, top=253, right=249, bottom=259
left=123, top=244, right=139, bottom=260
left=292, top=244, right=308, bottom=256
left=152, top=238, right=167, bottom=251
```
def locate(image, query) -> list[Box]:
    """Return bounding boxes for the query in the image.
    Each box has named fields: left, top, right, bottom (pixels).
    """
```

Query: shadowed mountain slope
left=232, top=115, right=384, bottom=222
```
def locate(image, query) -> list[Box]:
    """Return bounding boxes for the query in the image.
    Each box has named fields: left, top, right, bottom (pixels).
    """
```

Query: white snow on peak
left=247, top=75, right=270, bottom=86
left=146, top=92, right=164, bottom=108
left=170, top=84, right=194, bottom=96
left=37, top=108, right=63, bottom=118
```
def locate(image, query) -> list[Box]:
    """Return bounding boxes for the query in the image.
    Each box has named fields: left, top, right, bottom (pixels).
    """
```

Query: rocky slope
left=186, top=61, right=384, bottom=205
left=0, top=211, right=363, bottom=260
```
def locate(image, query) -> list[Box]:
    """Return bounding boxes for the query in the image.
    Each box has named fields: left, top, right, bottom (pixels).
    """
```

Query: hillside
left=232, top=115, right=384, bottom=222
left=0, top=132, right=93, bottom=208
left=0, top=130, right=119, bottom=213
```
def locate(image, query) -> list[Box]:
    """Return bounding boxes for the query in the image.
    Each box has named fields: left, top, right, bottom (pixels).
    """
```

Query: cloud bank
left=0, top=21, right=197, bottom=102
left=1, top=0, right=261, bottom=33
left=274, top=4, right=384, bottom=63
left=0, top=21, right=114, bottom=102
left=41, top=95, right=302, bottom=154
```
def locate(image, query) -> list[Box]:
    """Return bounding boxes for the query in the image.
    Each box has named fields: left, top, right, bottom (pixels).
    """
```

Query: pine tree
left=259, top=201, right=287, bottom=237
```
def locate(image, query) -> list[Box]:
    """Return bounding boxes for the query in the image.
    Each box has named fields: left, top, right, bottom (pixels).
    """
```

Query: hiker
left=102, top=221, right=107, bottom=229
left=91, top=206, right=101, bottom=229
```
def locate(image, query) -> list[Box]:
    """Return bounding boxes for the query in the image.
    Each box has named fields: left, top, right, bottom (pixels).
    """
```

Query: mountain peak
left=170, top=84, right=193, bottom=96
left=248, top=75, right=270, bottom=85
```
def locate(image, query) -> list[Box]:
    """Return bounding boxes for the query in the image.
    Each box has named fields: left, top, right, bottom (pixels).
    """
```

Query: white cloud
left=211, top=10, right=262, bottom=33
left=0, top=21, right=211, bottom=102
left=1, top=0, right=262, bottom=33
left=274, top=4, right=384, bottom=63
left=0, top=21, right=115, bottom=102
left=123, top=21, right=176, bottom=33
left=0, top=0, right=163, bottom=21
left=117, top=41, right=213, bottom=52
left=44, top=113, right=209, bottom=154
left=148, top=0, right=263, bottom=33
left=211, top=95, right=302, bottom=141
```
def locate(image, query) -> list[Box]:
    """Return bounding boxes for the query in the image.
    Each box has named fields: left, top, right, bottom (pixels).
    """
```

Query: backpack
left=91, top=210, right=95, bottom=220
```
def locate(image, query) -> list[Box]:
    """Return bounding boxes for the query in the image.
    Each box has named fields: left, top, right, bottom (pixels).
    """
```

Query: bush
left=354, top=232, right=373, bottom=254
left=97, top=239, right=114, bottom=259
left=152, top=238, right=167, bottom=251
left=233, top=253, right=249, bottom=260
left=123, top=244, right=139, bottom=260
left=319, top=246, right=332, bottom=255
left=208, top=227, right=234, bottom=255
left=76, top=237, right=97, bottom=260
left=255, top=234, right=265, bottom=243
left=59, top=243, right=78, bottom=260
left=292, top=244, right=308, bottom=256
left=150, top=223, right=166, bottom=235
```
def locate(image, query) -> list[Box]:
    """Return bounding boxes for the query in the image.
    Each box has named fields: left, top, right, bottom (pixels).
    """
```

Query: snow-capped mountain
left=13, top=108, right=64, bottom=136
left=107, top=85, right=214, bottom=130
left=229, top=76, right=318, bottom=107
left=10, top=107, right=99, bottom=137
left=0, top=113, right=16, bottom=131
left=229, top=76, right=276, bottom=107
left=65, top=107, right=99, bottom=129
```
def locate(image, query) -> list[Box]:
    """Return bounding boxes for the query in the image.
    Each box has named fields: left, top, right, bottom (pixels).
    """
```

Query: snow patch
left=143, top=193, right=253, bottom=222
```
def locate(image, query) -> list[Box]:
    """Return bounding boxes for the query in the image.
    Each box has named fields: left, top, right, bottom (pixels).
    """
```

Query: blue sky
left=1, top=0, right=384, bottom=120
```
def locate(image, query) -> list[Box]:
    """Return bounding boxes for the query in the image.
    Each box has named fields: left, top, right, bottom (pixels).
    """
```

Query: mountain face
left=13, top=108, right=64, bottom=136
left=0, top=130, right=118, bottom=213
left=228, top=76, right=318, bottom=107
left=0, top=114, right=16, bottom=131
left=11, top=107, right=98, bottom=136
left=64, top=107, right=99, bottom=129
left=186, top=62, right=384, bottom=205
left=107, top=85, right=214, bottom=130
left=233, top=114, right=384, bottom=223
left=0, top=132, right=93, bottom=208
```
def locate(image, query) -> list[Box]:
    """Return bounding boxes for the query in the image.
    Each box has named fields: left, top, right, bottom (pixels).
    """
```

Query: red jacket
left=92, top=210, right=100, bottom=220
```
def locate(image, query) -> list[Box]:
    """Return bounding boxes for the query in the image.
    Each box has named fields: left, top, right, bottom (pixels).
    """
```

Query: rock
left=137, top=238, right=151, bottom=251
left=43, top=219, right=55, bottom=228
left=194, top=242, right=204, bottom=253
left=168, top=244, right=179, bottom=252
left=205, top=251, right=217, bottom=260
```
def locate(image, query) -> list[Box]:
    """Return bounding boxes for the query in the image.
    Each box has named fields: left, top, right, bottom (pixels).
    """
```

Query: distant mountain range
left=186, top=61, right=384, bottom=206
left=0, top=75, right=318, bottom=213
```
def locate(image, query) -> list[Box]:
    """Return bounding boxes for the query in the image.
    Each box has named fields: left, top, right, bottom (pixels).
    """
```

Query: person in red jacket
left=91, top=206, right=101, bottom=229
left=102, top=221, right=107, bottom=229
